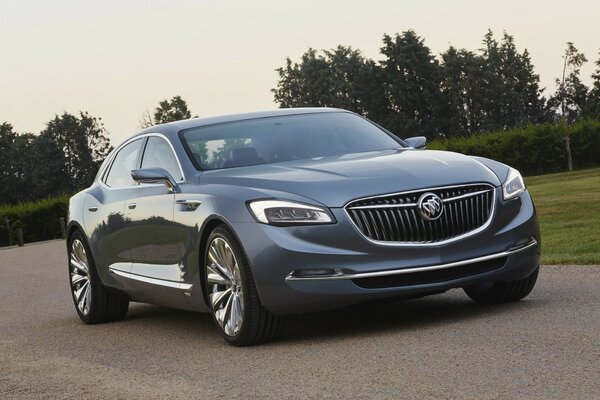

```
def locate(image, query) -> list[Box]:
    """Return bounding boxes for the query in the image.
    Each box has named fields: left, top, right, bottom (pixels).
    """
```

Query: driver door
left=125, top=136, right=186, bottom=283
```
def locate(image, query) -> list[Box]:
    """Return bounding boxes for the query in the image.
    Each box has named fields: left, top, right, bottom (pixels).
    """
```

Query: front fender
left=470, top=156, right=511, bottom=182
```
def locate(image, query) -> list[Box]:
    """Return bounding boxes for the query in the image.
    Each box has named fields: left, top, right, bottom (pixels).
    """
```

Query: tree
left=139, top=96, right=194, bottom=128
left=26, top=134, right=69, bottom=199
left=0, top=123, right=69, bottom=203
left=379, top=30, right=445, bottom=138
left=41, top=112, right=113, bottom=192
left=272, top=46, right=386, bottom=122
left=273, top=48, right=330, bottom=108
left=14, top=134, right=67, bottom=201
left=438, top=31, right=548, bottom=136
left=138, top=108, right=155, bottom=129
left=0, top=123, right=19, bottom=203
left=583, top=50, right=600, bottom=118
left=548, top=42, right=588, bottom=123
left=272, top=30, right=551, bottom=139
left=479, top=31, right=546, bottom=131
left=440, top=47, right=487, bottom=136
left=153, top=96, right=192, bottom=125
left=8, top=133, right=36, bottom=201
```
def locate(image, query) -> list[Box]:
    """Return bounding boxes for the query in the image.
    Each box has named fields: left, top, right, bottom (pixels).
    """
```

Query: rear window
left=180, top=112, right=402, bottom=170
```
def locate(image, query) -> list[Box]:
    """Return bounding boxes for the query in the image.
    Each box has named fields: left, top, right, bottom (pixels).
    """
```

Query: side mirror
left=131, top=168, right=179, bottom=193
left=404, top=136, right=427, bottom=149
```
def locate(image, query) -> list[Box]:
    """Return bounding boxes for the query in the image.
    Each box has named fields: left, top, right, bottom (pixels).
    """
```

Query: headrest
left=229, top=147, right=261, bottom=167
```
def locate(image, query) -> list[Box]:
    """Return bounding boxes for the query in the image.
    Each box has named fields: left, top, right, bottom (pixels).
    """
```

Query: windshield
left=180, top=112, right=403, bottom=170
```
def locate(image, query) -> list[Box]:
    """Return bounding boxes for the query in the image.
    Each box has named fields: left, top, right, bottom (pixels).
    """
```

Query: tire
left=68, top=231, right=129, bottom=324
left=204, top=226, right=280, bottom=346
left=464, top=266, right=539, bottom=304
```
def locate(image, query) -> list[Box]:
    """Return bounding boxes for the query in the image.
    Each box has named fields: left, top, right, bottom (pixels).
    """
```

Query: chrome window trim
left=98, top=132, right=187, bottom=191
left=109, top=268, right=193, bottom=290
left=285, top=238, right=537, bottom=281
left=343, top=183, right=497, bottom=247
left=97, top=137, right=145, bottom=189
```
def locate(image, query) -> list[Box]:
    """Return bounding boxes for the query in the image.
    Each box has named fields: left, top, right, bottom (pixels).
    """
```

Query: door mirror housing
left=131, top=168, right=179, bottom=193
left=404, top=136, right=427, bottom=149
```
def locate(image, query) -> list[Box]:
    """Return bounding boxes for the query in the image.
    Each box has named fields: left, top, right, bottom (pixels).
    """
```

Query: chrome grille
left=345, top=184, right=495, bottom=244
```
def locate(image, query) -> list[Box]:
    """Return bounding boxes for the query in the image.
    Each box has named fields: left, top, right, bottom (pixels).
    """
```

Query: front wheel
left=205, top=227, right=280, bottom=345
left=464, top=266, right=539, bottom=304
left=68, top=231, right=129, bottom=324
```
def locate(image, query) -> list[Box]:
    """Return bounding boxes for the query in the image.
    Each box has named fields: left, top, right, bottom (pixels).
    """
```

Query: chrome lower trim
left=285, top=239, right=538, bottom=282
left=109, top=268, right=193, bottom=290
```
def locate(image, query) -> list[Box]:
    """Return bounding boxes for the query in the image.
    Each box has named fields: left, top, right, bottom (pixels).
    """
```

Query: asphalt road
left=1, top=240, right=599, bottom=399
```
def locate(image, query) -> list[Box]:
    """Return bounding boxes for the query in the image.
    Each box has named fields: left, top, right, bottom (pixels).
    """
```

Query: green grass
left=525, top=168, right=600, bottom=265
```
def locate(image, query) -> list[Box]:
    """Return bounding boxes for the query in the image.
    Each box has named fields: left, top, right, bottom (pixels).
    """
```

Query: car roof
left=135, top=107, right=350, bottom=139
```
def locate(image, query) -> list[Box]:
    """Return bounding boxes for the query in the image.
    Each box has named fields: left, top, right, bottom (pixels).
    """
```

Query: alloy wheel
left=70, top=239, right=92, bottom=316
left=206, top=237, right=244, bottom=336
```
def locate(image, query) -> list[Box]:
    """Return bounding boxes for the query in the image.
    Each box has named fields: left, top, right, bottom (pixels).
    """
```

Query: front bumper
left=285, top=239, right=537, bottom=282
left=232, top=189, right=541, bottom=315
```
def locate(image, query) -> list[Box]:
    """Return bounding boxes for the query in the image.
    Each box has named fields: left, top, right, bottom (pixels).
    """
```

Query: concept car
left=67, top=108, right=540, bottom=345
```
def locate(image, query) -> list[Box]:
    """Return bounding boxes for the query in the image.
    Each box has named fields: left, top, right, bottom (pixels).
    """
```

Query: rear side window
left=141, top=137, right=183, bottom=181
left=104, top=139, right=144, bottom=187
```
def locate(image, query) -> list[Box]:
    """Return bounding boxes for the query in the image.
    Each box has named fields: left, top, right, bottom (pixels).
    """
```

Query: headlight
left=247, top=200, right=334, bottom=225
left=503, top=168, right=525, bottom=200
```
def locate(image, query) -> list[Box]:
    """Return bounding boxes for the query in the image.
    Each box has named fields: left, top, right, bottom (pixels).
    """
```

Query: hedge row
left=429, top=119, right=600, bottom=176
left=0, top=194, right=69, bottom=247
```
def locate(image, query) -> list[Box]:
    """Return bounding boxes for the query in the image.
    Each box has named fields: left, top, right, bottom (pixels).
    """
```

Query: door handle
left=176, top=199, right=202, bottom=211
left=128, top=203, right=137, bottom=209
left=88, top=206, right=98, bottom=212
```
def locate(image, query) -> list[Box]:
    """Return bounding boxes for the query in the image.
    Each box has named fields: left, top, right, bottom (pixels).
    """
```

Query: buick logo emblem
left=417, top=193, right=444, bottom=221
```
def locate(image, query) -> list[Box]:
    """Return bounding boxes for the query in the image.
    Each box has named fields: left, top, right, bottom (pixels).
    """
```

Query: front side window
left=180, top=112, right=402, bottom=170
left=104, top=139, right=144, bottom=187
left=141, top=137, right=183, bottom=181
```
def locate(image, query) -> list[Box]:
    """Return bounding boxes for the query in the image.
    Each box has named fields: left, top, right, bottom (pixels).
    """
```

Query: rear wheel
left=464, top=266, right=539, bottom=304
left=68, top=231, right=129, bottom=324
left=205, top=227, right=280, bottom=345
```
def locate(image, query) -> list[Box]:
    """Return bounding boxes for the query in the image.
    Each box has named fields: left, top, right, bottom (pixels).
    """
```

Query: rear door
left=84, top=138, right=145, bottom=276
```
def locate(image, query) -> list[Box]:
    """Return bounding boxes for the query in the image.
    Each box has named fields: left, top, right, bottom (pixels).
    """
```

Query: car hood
left=199, top=149, right=501, bottom=207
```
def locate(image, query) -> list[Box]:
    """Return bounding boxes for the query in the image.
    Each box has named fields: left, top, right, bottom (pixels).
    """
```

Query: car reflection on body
left=67, top=108, right=540, bottom=345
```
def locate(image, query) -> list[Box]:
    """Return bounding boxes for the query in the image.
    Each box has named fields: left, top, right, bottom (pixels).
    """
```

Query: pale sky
left=1, top=0, right=599, bottom=144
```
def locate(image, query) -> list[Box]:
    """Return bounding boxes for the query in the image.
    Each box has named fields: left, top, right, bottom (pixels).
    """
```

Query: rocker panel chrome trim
left=109, top=268, right=193, bottom=290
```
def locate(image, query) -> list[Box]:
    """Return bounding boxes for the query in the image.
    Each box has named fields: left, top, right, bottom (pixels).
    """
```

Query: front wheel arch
left=197, top=216, right=253, bottom=308
left=198, top=218, right=226, bottom=308
left=66, top=221, right=85, bottom=246
left=203, top=225, right=281, bottom=345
